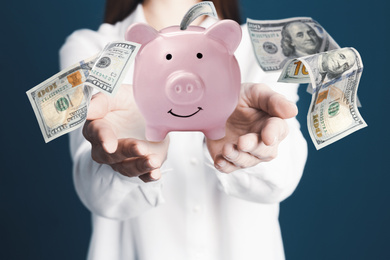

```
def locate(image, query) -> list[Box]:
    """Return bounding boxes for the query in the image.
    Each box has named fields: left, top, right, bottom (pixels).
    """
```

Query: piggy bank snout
left=166, top=72, right=204, bottom=105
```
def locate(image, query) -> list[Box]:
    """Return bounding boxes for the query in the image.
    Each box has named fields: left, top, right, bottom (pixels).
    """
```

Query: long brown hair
left=104, top=0, right=241, bottom=25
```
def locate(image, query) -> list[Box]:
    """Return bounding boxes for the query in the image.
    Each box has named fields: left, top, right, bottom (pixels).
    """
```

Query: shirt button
left=193, top=205, right=202, bottom=213
left=190, top=157, right=199, bottom=165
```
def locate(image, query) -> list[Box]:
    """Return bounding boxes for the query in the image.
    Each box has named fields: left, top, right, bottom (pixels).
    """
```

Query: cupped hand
left=206, top=83, right=298, bottom=173
left=82, top=84, right=169, bottom=182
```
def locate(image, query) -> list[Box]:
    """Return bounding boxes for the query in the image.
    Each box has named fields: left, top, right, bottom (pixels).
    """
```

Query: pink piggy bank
left=125, top=20, right=242, bottom=142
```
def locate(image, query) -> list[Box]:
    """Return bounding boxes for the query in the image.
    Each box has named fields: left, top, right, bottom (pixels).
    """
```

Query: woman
left=60, top=0, right=308, bottom=259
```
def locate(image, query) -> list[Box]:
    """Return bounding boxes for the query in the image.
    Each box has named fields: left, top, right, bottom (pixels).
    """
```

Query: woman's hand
left=82, top=84, right=169, bottom=182
left=206, top=83, right=298, bottom=173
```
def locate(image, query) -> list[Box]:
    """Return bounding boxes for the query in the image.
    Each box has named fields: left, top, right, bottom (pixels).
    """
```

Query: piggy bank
left=125, top=20, right=242, bottom=142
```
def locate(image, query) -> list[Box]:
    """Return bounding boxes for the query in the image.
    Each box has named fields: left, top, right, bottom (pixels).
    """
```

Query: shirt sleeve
left=60, top=29, right=165, bottom=220
left=208, top=115, right=307, bottom=204
left=204, top=80, right=308, bottom=204
left=206, top=23, right=308, bottom=204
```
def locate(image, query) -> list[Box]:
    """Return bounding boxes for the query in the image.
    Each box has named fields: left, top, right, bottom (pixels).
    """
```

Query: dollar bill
left=278, top=47, right=367, bottom=149
left=247, top=17, right=339, bottom=72
left=27, top=40, right=140, bottom=143
left=26, top=56, right=97, bottom=143
left=85, top=41, right=140, bottom=96
left=180, top=1, right=218, bottom=30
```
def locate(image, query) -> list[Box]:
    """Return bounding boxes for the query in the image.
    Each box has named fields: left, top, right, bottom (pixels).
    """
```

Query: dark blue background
left=0, top=0, right=388, bottom=259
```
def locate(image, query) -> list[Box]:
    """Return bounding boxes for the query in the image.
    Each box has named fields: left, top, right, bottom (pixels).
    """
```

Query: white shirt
left=60, top=4, right=308, bottom=260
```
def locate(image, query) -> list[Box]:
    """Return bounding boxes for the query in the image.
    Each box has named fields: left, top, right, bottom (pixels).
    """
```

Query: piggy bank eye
left=166, top=54, right=172, bottom=60
left=197, top=53, right=203, bottom=59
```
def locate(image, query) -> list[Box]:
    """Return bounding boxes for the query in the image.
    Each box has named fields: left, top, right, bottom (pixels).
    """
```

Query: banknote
left=247, top=17, right=339, bottom=72
left=85, top=41, right=140, bottom=96
left=26, top=56, right=97, bottom=143
left=278, top=47, right=367, bottom=149
left=180, top=1, right=218, bottom=30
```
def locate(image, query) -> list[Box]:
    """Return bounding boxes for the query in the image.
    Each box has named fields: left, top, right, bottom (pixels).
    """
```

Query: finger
left=117, top=139, right=148, bottom=158
left=246, top=141, right=278, bottom=162
left=235, top=117, right=287, bottom=148
left=87, top=93, right=111, bottom=120
left=116, top=138, right=168, bottom=164
left=83, top=119, right=118, bottom=154
left=111, top=154, right=161, bottom=178
left=92, top=138, right=148, bottom=165
left=222, top=143, right=261, bottom=168
left=237, top=133, right=259, bottom=152
left=139, top=169, right=162, bottom=183
left=214, top=154, right=240, bottom=173
left=244, top=83, right=298, bottom=119
left=238, top=133, right=278, bottom=162
left=260, top=117, right=289, bottom=146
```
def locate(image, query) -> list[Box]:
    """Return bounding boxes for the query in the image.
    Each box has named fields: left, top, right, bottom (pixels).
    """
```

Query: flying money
left=26, top=56, right=96, bottom=143
left=85, top=41, right=140, bottom=96
left=247, top=17, right=339, bottom=72
left=278, top=47, right=367, bottom=149
left=27, top=41, right=140, bottom=142
left=180, top=1, right=218, bottom=30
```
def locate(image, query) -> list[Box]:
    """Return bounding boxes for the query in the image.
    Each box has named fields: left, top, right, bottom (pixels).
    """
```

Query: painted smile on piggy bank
left=168, top=107, right=203, bottom=118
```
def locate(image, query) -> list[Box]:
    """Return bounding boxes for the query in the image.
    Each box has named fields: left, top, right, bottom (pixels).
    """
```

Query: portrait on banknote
left=277, top=47, right=366, bottom=149
left=305, top=48, right=356, bottom=87
left=247, top=17, right=339, bottom=71
left=305, top=48, right=366, bottom=149
left=280, top=21, right=322, bottom=59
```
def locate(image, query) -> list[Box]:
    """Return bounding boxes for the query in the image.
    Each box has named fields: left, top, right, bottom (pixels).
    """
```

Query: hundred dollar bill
left=26, top=56, right=97, bottom=143
left=85, top=41, right=140, bottom=96
left=180, top=1, right=218, bottom=30
left=247, top=17, right=339, bottom=72
left=279, top=47, right=367, bottom=149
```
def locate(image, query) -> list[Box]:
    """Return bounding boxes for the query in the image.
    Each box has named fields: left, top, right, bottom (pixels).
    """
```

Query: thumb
left=244, top=83, right=298, bottom=119
left=87, top=92, right=111, bottom=120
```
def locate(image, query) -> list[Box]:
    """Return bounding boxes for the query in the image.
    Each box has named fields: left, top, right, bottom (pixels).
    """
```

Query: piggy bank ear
left=204, top=20, right=242, bottom=55
left=125, top=23, right=159, bottom=46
